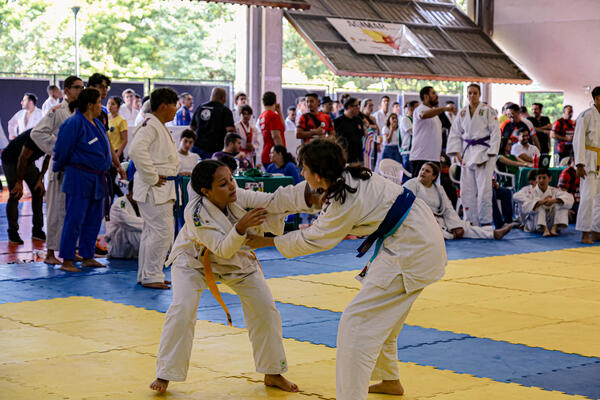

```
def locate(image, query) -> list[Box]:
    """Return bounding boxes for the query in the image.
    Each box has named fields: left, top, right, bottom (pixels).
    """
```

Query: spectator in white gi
left=284, top=107, right=296, bottom=132
left=410, top=86, right=456, bottom=175
left=513, top=169, right=538, bottom=227
left=447, top=83, right=500, bottom=227
left=41, top=85, right=62, bottom=115
left=129, top=88, right=180, bottom=290
left=30, top=76, right=84, bottom=264
left=519, top=169, right=573, bottom=236
left=7, top=93, right=43, bottom=140
left=107, top=180, right=143, bottom=259
left=404, top=162, right=511, bottom=240
left=372, top=95, right=390, bottom=131
left=573, top=85, right=600, bottom=244
left=119, top=88, right=138, bottom=128
left=177, top=129, right=201, bottom=176
left=511, top=127, right=540, bottom=163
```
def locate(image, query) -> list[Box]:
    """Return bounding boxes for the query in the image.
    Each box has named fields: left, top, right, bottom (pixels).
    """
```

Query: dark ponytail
left=298, top=139, right=371, bottom=204
left=70, top=88, right=101, bottom=113
left=191, top=159, right=227, bottom=195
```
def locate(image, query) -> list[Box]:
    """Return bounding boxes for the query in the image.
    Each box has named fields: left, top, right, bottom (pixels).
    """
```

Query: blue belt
left=356, top=189, right=415, bottom=277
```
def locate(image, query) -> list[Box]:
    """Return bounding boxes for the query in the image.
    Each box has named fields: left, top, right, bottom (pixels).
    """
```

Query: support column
left=261, top=8, right=283, bottom=105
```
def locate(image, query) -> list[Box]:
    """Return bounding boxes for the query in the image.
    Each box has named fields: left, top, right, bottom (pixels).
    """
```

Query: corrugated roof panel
left=369, top=1, right=426, bottom=24
left=293, top=15, right=344, bottom=42
left=410, top=26, right=453, bottom=50
left=468, top=56, right=528, bottom=79
left=446, top=30, right=498, bottom=53
left=319, top=44, right=383, bottom=72
left=296, top=0, right=330, bottom=16
left=419, top=6, right=469, bottom=27
left=428, top=53, right=478, bottom=76
left=378, top=56, right=434, bottom=75
left=321, top=0, right=381, bottom=20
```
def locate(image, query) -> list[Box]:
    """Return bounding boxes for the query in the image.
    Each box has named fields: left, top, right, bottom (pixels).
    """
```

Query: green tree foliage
left=0, top=0, right=235, bottom=80
left=522, top=92, right=564, bottom=122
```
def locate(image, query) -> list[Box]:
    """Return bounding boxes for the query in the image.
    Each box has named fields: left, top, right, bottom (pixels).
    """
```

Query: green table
left=233, top=175, right=294, bottom=193
left=516, top=167, right=565, bottom=191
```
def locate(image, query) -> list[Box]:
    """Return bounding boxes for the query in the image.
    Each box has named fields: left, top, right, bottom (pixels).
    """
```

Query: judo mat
left=0, top=229, right=599, bottom=399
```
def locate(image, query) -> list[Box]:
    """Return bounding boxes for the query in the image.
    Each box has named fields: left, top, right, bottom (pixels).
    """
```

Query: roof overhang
left=284, top=0, right=532, bottom=84
left=200, top=0, right=310, bottom=10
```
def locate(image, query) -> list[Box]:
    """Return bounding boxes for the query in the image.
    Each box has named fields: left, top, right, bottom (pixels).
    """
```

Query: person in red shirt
left=296, top=93, right=334, bottom=144
left=258, top=91, right=286, bottom=166
left=551, top=105, right=576, bottom=163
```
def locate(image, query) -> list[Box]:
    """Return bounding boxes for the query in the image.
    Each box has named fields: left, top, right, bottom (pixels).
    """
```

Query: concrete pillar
left=262, top=8, right=283, bottom=107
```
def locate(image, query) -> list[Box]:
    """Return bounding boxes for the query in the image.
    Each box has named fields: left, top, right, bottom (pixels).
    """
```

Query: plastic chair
left=379, top=158, right=412, bottom=185
left=495, top=168, right=516, bottom=191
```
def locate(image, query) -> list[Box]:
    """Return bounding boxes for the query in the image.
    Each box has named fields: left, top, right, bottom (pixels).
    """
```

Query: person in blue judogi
left=174, top=92, right=193, bottom=126
left=53, top=88, right=112, bottom=272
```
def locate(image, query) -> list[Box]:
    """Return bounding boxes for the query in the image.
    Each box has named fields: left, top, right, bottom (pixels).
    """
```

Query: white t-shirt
left=178, top=151, right=201, bottom=174
left=410, top=104, right=442, bottom=162
left=381, top=126, right=400, bottom=146
left=119, top=104, right=139, bottom=128
left=399, top=115, right=413, bottom=154
left=372, top=109, right=389, bottom=132
left=285, top=117, right=296, bottom=132
left=511, top=142, right=540, bottom=159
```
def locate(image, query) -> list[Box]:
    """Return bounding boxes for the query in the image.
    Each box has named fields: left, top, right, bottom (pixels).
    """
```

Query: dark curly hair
left=191, top=159, right=227, bottom=195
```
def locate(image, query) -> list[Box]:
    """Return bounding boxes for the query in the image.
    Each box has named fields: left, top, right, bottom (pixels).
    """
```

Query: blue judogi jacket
left=175, top=106, right=192, bottom=126
left=53, top=110, right=112, bottom=200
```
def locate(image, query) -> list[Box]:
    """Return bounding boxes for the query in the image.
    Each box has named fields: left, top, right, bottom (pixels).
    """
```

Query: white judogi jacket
left=403, top=178, right=462, bottom=231
left=7, top=108, right=43, bottom=139
left=106, top=195, right=143, bottom=258
left=129, top=114, right=179, bottom=204
left=167, top=182, right=317, bottom=276
left=447, top=103, right=500, bottom=167
left=275, top=173, right=447, bottom=294
left=573, top=106, right=600, bottom=174
left=30, top=101, right=73, bottom=155
left=41, top=97, right=61, bottom=115
left=519, top=185, right=573, bottom=231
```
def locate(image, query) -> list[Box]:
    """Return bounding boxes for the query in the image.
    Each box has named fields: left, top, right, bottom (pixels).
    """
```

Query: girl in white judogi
left=404, top=163, right=512, bottom=240
left=519, top=169, right=574, bottom=236
left=150, top=159, right=319, bottom=394
left=106, top=180, right=143, bottom=259
left=447, top=84, right=500, bottom=227
left=247, top=139, right=448, bottom=400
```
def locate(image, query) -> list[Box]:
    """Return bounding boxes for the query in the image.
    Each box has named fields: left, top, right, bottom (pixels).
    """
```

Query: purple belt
left=463, top=135, right=491, bottom=156
left=70, top=163, right=112, bottom=220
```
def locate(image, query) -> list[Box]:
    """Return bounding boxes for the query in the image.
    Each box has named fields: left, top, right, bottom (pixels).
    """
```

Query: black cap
left=320, top=96, right=333, bottom=105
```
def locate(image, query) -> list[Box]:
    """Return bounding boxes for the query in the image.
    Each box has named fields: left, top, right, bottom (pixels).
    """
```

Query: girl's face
left=390, top=114, right=398, bottom=127
left=108, top=99, right=119, bottom=116
left=418, top=164, right=436, bottom=186
left=504, top=141, right=512, bottom=154
left=301, top=163, right=328, bottom=191
left=270, top=148, right=284, bottom=167
left=201, top=166, right=238, bottom=209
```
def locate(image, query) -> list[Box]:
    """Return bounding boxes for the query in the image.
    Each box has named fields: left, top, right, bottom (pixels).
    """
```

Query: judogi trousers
left=336, top=274, right=422, bottom=400
left=576, top=172, right=600, bottom=233
left=59, top=194, right=103, bottom=260
left=137, top=199, right=174, bottom=284
left=156, top=259, right=288, bottom=381
left=107, top=228, right=140, bottom=259
left=525, top=204, right=569, bottom=232
left=46, top=171, right=66, bottom=251
left=441, top=222, right=494, bottom=240
left=460, top=158, right=495, bottom=226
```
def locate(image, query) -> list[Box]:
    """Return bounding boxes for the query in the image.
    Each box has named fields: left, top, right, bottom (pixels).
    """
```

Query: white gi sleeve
left=554, top=187, right=574, bottom=209
left=129, top=126, right=159, bottom=186
left=513, top=186, right=532, bottom=204
left=109, top=202, right=144, bottom=232
left=440, top=186, right=463, bottom=230
left=573, top=111, right=588, bottom=169
left=30, top=111, right=60, bottom=155
left=236, top=181, right=319, bottom=215
left=487, top=108, right=501, bottom=156
left=446, top=114, right=463, bottom=156
left=7, top=111, right=21, bottom=140
left=194, top=223, right=247, bottom=260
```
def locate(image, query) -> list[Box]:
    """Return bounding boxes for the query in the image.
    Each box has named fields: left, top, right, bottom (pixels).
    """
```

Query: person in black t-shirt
left=527, top=103, right=552, bottom=154
left=190, top=87, right=235, bottom=159
left=334, top=97, right=365, bottom=164
left=1, top=129, right=50, bottom=244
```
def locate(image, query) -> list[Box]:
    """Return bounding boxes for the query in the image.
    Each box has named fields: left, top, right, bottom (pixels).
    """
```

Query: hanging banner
left=327, top=18, right=433, bottom=58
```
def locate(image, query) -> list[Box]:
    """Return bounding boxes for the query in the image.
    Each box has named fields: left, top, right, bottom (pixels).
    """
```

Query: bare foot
left=142, top=282, right=171, bottom=290
left=44, top=253, right=62, bottom=265
left=542, top=228, right=551, bottom=237
left=164, top=280, right=172, bottom=284
left=264, top=374, right=299, bottom=392
left=149, top=378, right=169, bottom=393
left=550, top=227, right=559, bottom=236
left=81, top=258, right=105, bottom=268
left=493, top=224, right=512, bottom=240
left=60, top=260, right=81, bottom=272
left=369, top=380, right=404, bottom=395
left=582, top=232, right=594, bottom=244
left=74, top=255, right=84, bottom=262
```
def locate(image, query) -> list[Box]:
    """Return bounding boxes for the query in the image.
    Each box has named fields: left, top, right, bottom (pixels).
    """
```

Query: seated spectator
left=234, top=104, right=258, bottom=166
left=403, top=162, right=511, bottom=240
left=381, top=112, right=402, bottom=163
left=213, top=154, right=237, bottom=174
left=558, top=157, right=580, bottom=223
left=212, top=132, right=252, bottom=170
left=107, top=180, right=143, bottom=259
left=513, top=169, right=538, bottom=227
left=497, top=136, right=532, bottom=176
left=1, top=128, right=50, bottom=244
left=178, top=129, right=201, bottom=176
left=266, top=145, right=302, bottom=184
left=492, top=175, right=514, bottom=228
left=511, top=128, right=540, bottom=163
left=518, top=169, right=573, bottom=236
left=500, top=104, right=540, bottom=149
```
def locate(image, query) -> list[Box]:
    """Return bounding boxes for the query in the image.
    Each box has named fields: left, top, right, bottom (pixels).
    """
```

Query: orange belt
left=194, top=240, right=263, bottom=327
left=586, top=145, right=600, bottom=169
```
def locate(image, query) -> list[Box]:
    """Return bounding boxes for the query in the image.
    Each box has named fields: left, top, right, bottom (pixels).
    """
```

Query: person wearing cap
left=296, top=93, right=334, bottom=144
left=320, top=96, right=335, bottom=121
